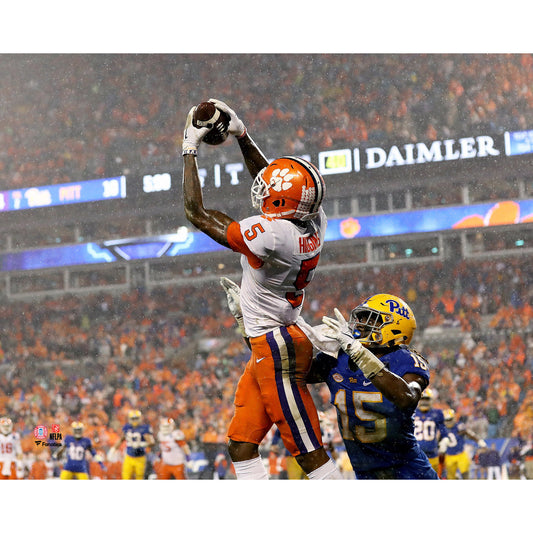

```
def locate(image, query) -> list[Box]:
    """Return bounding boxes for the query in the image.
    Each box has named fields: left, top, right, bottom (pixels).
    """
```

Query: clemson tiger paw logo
left=270, top=168, right=294, bottom=191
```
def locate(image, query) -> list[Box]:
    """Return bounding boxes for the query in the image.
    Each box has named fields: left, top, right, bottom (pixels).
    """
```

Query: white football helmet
left=0, top=417, right=13, bottom=435
left=160, top=417, right=175, bottom=435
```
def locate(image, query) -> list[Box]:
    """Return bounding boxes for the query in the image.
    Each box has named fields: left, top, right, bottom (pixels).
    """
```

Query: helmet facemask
left=251, top=168, right=269, bottom=211
left=349, top=308, right=392, bottom=347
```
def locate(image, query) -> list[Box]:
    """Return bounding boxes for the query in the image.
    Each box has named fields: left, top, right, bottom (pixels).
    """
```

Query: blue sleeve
left=87, top=439, right=96, bottom=456
left=436, top=411, right=449, bottom=438
left=388, top=347, right=430, bottom=386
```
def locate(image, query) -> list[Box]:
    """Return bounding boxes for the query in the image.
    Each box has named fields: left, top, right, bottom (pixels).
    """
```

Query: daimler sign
left=364, top=135, right=500, bottom=169
left=318, top=135, right=501, bottom=175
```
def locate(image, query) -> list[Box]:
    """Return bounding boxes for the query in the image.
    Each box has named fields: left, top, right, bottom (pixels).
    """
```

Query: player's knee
left=295, top=447, right=330, bottom=474
left=228, top=439, right=259, bottom=462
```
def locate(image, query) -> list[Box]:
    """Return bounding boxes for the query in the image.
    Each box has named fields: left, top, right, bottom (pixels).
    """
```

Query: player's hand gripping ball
left=192, top=101, right=230, bottom=145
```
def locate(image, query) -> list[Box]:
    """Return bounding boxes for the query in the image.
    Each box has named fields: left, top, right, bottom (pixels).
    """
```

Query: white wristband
left=347, top=344, right=385, bottom=379
left=236, top=316, right=248, bottom=338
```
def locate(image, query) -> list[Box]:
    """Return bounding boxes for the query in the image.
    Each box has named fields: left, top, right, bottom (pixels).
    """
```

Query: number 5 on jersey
left=286, top=254, right=320, bottom=308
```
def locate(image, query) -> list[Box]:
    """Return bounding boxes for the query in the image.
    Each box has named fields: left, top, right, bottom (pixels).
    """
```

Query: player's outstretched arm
left=209, top=98, right=269, bottom=178
left=237, top=133, right=270, bottom=180
left=182, top=106, right=235, bottom=248
left=53, top=443, right=66, bottom=460
left=183, top=154, right=234, bottom=247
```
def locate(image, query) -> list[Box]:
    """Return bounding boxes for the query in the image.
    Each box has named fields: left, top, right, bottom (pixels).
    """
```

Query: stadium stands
left=0, top=253, right=531, bottom=478
left=0, top=54, right=531, bottom=478
left=1, top=54, right=532, bottom=189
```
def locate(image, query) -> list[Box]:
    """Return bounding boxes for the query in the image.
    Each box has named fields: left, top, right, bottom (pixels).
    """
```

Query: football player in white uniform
left=183, top=99, right=341, bottom=480
left=156, top=418, right=190, bottom=479
left=0, top=417, right=23, bottom=479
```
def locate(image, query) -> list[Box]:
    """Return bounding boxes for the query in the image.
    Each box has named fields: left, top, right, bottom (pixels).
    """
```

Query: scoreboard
left=0, top=176, right=127, bottom=212
left=0, top=127, right=531, bottom=216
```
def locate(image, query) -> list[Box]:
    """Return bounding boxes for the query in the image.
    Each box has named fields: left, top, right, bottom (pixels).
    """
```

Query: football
left=192, top=101, right=230, bottom=145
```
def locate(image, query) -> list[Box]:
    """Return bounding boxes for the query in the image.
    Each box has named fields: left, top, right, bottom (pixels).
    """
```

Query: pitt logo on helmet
left=350, top=293, right=417, bottom=347
left=385, top=298, right=411, bottom=319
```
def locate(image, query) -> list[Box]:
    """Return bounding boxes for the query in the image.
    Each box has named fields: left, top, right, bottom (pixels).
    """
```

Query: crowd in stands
left=1, top=54, right=532, bottom=190
left=0, top=253, right=531, bottom=478
left=1, top=53, right=532, bottom=478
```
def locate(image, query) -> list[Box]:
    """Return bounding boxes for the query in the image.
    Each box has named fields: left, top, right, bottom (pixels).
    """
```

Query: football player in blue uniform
left=109, top=409, right=154, bottom=479
left=413, top=388, right=450, bottom=476
left=55, top=421, right=103, bottom=480
left=311, top=293, right=439, bottom=479
left=221, top=284, right=439, bottom=479
left=443, top=408, right=487, bottom=479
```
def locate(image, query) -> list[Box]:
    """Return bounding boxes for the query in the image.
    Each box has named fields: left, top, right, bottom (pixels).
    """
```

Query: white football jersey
left=158, top=430, right=187, bottom=466
left=0, top=432, right=22, bottom=461
left=229, top=208, right=327, bottom=337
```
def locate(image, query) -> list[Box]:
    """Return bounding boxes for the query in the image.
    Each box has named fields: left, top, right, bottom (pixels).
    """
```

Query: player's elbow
left=396, top=394, right=419, bottom=411
left=395, top=386, right=421, bottom=410
left=184, top=202, right=207, bottom=229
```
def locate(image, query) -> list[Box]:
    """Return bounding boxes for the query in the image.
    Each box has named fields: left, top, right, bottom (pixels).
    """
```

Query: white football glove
left=438, top=437, right=450, bottom=455
left=220, top=276, right=247, bottom=337
left=477, top=439, right=487, bottom=448
left=106, top=448, right=117, bottom=462
left=15, top=460, right=24, bottom=479
left=182, top=106, right=209, bottom=155
left=322, top=308, right=384, bottom=379
left=208, top=98, right=246, bottom=137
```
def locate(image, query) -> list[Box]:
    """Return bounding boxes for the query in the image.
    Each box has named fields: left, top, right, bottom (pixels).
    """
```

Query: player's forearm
left=183, top=154, right=206, bottom=222
left=183, top=155, right=234, bottom=246
left=237, top=132, right=269, bottom=178
left=370, top=369, right=421, bottom=410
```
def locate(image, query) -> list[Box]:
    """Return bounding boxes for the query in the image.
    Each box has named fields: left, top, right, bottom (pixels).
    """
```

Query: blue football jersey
left=63, top=435, right=95, bottom=473
left=445, top=422, right=467, bottom=455
left=413, top=407, right=449, bottom=458
left=316, top=345, right=432, bottom=474
left=122, top=423, right=152, bottom=457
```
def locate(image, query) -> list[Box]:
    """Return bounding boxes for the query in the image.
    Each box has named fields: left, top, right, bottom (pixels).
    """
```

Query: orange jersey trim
left=227, top=221, right=264, bottom=269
